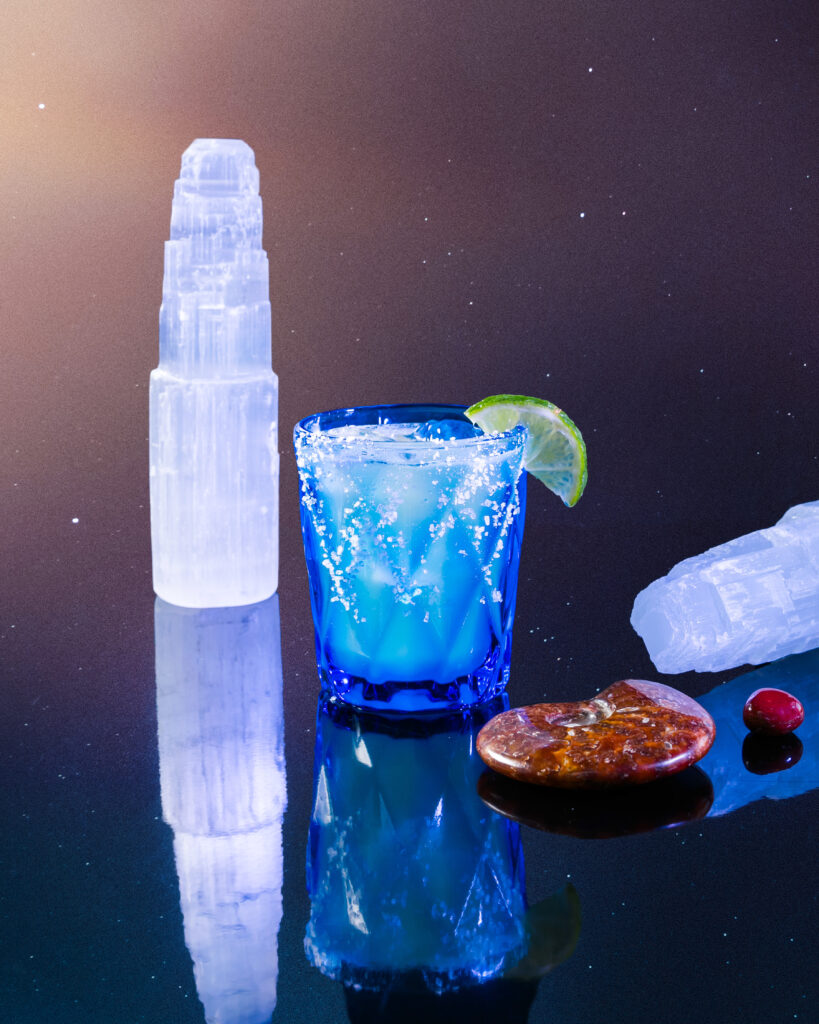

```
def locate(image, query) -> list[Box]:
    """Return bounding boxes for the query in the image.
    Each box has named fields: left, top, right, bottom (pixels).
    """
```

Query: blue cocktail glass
left=294, top=404, right=527, bottom=711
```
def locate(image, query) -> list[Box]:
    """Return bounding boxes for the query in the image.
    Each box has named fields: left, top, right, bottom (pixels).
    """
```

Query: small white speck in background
left=38, top=103, right=45, bottom=110
left=71, top=517, right=79, bottom=524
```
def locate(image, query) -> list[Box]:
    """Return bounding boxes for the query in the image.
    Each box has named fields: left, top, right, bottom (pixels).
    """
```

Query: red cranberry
left=742, top=688, right=804, bottom=735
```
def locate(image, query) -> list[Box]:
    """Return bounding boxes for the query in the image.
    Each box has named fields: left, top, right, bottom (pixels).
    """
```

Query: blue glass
left=294, top=404, right=527, bottom=711
left=304, top=697, right=529, bottom=993
left=155, top=596, right=285, bottom=1024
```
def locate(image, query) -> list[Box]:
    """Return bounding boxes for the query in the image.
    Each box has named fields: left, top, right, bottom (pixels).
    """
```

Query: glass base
left=317, top=634, right=512, bottom=713
left=303, top=945, right=523, bottom=995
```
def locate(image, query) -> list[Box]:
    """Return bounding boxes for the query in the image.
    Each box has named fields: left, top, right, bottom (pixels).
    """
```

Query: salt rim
left=294, top=403, right=527, bottom=458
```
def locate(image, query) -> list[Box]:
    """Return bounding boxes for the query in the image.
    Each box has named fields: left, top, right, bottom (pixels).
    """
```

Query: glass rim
left=293, top=402, right=527, bottom=454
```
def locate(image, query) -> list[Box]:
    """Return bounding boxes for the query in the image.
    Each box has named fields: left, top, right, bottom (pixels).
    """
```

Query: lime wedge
left=465, top=394, right=587, bottom=507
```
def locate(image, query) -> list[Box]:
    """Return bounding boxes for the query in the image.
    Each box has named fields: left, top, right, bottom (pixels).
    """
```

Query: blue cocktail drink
left=294, top=404, right=527, bottom=711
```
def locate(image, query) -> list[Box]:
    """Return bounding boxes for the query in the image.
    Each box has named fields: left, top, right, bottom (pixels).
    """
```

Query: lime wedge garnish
left=465, top=394, right=587, bottom=507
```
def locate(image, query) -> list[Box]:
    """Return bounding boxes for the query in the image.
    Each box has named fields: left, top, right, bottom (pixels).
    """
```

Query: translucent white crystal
left=631, top=501, right=819, bottom=673
left=150, top=139, right=278, bottom=608
left=155, top=596, right=285, bottom=1024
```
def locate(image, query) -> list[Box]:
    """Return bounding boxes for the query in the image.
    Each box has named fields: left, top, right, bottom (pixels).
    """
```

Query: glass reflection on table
left=155, top=596, right=286, bottom=1024
left=304, top=695, right=580, bottom=1020
left=305, top=697, right=528, bottom=994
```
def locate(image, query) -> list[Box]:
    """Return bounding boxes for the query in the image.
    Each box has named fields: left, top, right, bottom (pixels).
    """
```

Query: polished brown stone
left=476, top=679, right=716, bottom=788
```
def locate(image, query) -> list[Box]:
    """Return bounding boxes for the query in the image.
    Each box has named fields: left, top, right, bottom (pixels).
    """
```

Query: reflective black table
left=3, top=480, right=817, bottom=1023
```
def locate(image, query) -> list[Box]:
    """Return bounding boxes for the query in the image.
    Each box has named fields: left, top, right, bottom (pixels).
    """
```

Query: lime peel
left=466, top=394, right=587, bottom=507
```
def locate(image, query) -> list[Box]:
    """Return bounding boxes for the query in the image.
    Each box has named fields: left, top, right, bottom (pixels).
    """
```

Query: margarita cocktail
left=294, top=404, right=527, bottom=711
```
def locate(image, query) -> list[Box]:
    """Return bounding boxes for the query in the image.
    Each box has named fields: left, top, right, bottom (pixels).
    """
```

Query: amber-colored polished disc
left=476, top=679, right=715, bottom=788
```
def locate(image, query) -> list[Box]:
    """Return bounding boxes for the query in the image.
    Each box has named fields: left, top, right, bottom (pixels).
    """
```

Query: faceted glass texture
left=294, top=404, right=527, bottom=711
left=305, top=697, right=528, bottom=992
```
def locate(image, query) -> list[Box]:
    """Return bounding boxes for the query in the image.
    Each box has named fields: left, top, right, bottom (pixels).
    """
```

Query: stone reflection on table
left=305, top=696, right=579, bottom=1015
left=155, top=596, right=286, bottom=1024
left=478, top=766, right=714, bottom=839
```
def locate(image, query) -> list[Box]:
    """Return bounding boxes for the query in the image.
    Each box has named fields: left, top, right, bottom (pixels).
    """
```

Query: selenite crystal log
left=631, top=500, right=819, bottom=673
left=150, top=139, right=279, bottom=608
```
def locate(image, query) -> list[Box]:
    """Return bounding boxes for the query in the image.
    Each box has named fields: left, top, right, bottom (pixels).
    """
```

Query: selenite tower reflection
left=156, top=595, right=286, bottom=1024
left=305, top=696, right=579, bottom=1019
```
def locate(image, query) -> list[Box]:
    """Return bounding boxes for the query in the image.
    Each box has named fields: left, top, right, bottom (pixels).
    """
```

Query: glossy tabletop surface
left=1, top=3, right=817, bottom=1022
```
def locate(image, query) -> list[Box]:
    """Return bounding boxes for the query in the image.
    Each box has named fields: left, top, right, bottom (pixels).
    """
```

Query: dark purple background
left=1, top=2, right=817, bottom=1021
